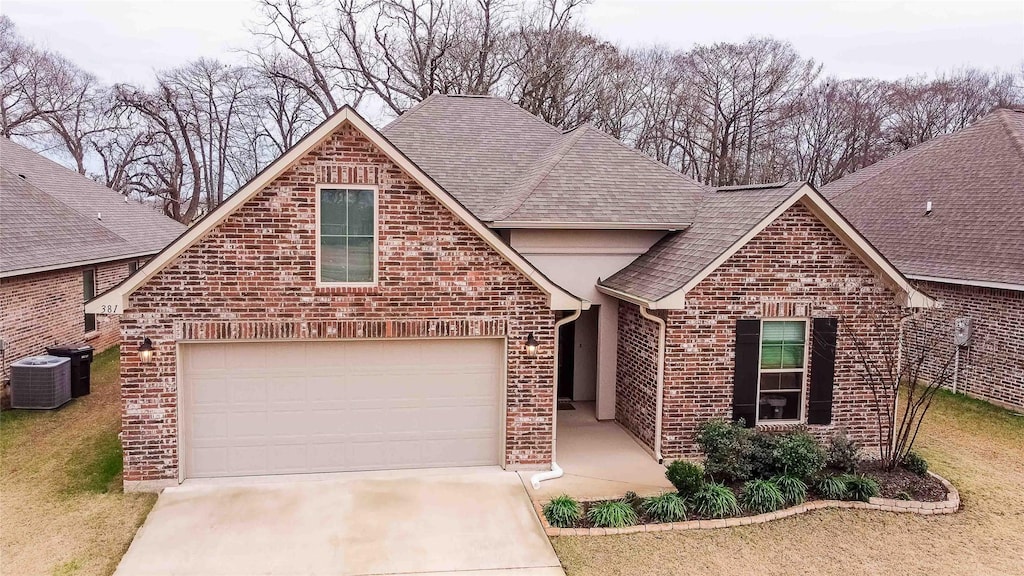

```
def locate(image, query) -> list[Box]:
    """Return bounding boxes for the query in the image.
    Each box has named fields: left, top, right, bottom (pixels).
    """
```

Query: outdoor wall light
left=138, top=337, right=155, bottom=364
left=525, top=333, right=538, bottom=356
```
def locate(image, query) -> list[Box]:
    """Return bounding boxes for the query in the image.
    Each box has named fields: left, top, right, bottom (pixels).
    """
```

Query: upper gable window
left=318, top=188, right=376, bottom=284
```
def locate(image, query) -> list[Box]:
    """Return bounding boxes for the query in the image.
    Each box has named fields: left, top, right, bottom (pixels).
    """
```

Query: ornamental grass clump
left=543, top=495, right=581, bottom=528
left=691, top=482, right=741, bottom=519
left=642, top=492, right=687, bottom=523
left=740, top=479, right=785, bottom=514
left=587, top=499, right=639, bottom=528
left=840, top=474, right=880, bottom=502
left=772, top=474, right=808, bottom=506
left=815, top=475, right=848, bottom=500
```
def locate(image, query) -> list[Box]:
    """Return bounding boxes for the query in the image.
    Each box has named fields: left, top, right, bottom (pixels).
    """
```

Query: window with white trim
left=757, top=320, right=807, bottom=422
left=318, top=188, right=375, bottom=283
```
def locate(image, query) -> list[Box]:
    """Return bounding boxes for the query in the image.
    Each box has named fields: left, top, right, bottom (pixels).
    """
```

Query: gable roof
left=383, top=94, right=704, bottom=228
left=0, top=138, right=186, bottom=277
left=822, top=109, right=1024, bottom=289
left=86, top=106, right=584, bottom=314
left=599, top=182, right=933, bottom=309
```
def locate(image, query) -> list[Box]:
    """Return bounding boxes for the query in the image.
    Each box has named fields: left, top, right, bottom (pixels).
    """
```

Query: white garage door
left=182, top=339, right=503, bottom=478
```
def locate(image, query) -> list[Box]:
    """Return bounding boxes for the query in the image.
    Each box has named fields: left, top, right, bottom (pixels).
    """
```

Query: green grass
left=64, top=429, right=124, bottom=495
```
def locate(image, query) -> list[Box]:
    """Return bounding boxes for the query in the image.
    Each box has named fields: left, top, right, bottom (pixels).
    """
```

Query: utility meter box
left=953, top=317, right=972, bottom=347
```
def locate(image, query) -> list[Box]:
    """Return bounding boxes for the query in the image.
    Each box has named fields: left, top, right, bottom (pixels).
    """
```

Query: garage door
left=182, top=339, right=503, bottom=478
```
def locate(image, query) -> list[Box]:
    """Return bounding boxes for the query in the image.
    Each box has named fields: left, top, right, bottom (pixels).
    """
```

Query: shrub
left=770, top=428, right=826, bottom=481
left=543, top=495, right=582, bottom=528
left=826, top=430, right=861, bottom=473
left=587, top=500, right=639, bottom=528
left=695, top=419, right=755, bottom=482
left=741, top=479, right=785, bottom=513
left=896, top=491, right=912, bottom=501
left=902, top=451, right=929, bottom=476
left=691, top=482, right=741, bottom=518
left=841, top=474, right=880, bottom=502
left=642, top=492, right=687, bottom=523
left=623, top=490, right=641, bottom=507
left=772, top=475, right=808, bottom=506
left=815, top=475, right=848, bottom=500
left=665, top=460, right=705, bottom=497
left=747, top=431, right=781, bottom=479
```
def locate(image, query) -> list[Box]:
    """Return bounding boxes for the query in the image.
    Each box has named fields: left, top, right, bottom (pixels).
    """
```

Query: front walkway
left=520, top=402, right=674, bottom=502
left=115, top=467, right=563, bottom=576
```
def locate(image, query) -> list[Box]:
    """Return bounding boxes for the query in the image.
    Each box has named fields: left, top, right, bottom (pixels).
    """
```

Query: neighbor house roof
left=383, top=94, right=704, bottom=228
left=0, top=138, right=186, bottom=277
left=822, top=109, right=1024, bottom=289
left=86, top=106, right=585, bottom=314
left=599, top=182, right=933, bottom=309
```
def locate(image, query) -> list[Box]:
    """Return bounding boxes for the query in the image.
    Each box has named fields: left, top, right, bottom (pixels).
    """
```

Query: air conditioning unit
left=10, top=355, right=71, bottom=409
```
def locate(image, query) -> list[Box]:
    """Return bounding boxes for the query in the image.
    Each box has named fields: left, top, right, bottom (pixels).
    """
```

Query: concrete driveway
left=115, top=467, right=563, bottom=576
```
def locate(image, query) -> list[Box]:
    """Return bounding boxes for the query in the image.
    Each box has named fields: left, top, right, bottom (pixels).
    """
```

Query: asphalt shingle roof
left=1, top=138, right=186, bottom=275
left=822, top=109, right=1024, bottom=286
left=601, top=182, right=803, bottom=301
left=383, top=94, right=704, bottom=225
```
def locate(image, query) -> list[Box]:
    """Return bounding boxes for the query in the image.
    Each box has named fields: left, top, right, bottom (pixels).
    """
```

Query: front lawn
left=553, top=390, right=1024, bottom=576
left=0, top=347, right=157, bottom=576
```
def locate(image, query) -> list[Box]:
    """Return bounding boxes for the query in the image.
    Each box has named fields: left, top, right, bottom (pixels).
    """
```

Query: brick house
left=824, top=109, right=1024, bottom=411
left=87, top=97, right=931, bottom=490
left=0, top=139, right=185, bottom=406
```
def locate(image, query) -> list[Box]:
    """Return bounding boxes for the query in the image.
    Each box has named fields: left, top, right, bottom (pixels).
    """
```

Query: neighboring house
left=823, top=109, right=1024, bottom=411
left=0, top=138, right=186, bottom=406
left=87, top=96, right=931, bottom=490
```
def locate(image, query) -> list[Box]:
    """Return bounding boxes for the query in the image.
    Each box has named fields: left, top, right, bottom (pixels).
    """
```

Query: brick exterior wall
left=615, top=302, right=660, bottom=450
left=120, top=123, right=558, bottom=483
left=0, top=258, right=137, bottom=406
left=617, top=203, right=903, bottom=459
left=909, top=280, right=1023, bottom=410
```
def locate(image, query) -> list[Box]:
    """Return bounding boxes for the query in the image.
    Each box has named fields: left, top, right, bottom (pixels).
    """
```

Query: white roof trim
left=490, top=220, right=690, bottom=231
left=653, top=184, right=935, bottom=310
left=595, top=283, right=658, bottom=308
left=907, top=274, right=1024, bottom=292
left=86, top=107, right=581, bottom=313
left=0, top=251, right=155, bottom=279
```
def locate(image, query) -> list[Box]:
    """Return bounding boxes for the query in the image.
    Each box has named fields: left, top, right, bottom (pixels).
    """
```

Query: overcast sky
left=4, top=0, right=1023, bottom=86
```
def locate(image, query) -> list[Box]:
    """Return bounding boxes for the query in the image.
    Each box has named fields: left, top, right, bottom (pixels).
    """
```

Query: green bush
left=642, top=492, right=687, bottom=523
left=902, top=451, right=929, bottom=476
left=770, top=428, right=826, bottom=480
left=695, top=419, right=755, bottom=482
left=841, top=474, right=880, bottom=502
left=826, top=430, right=861, bottom=473
left=740, top=479, right=785, bottom=513
left=747, top=431, right=780, bottom=479
left=896, top=491, right=912, bottom=501
left=543, top=495, right=582, bottom=528
left=587, top=500, right=639, bottom=528
left=691, top=482, right=741, bottom=518
left=772, top=475, right=808, bottom=506
left=665, top=460, right=705, bottom=497
left=815, top=475, right=848, bottom=500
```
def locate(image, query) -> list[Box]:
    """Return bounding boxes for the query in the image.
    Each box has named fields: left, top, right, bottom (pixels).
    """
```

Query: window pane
left=760, top=344, right=783, bottom=369
left=347, top=189, right=374, bottom=236
left=320, top=189, right=347, bottom=236
left=761, top=371, right=802, bottom=391
left=759, top=390, right=801, bottom=420
left=83, top=270, right=95, bottom=300
left=762, top=321, right=805, bottom=344
left=320, top=236, right=348, bottom=282
left=782, top=344, right=805, bottom=368
left=346, top=236, right=374, bottom=282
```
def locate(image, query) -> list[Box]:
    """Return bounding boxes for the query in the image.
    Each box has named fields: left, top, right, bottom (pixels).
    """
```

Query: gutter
left=638, top=305, right=667, bottom=464
left=530, top=302, right=584, bottom=489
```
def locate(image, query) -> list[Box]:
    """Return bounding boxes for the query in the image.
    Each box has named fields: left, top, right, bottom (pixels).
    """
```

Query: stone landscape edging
left=536, top=471, right=960, bottom=537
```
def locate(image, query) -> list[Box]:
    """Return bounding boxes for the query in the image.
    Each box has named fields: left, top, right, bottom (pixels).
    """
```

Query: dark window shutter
left=732, top=319, right=760, bottom=427
left=808, top=317, right=839, bottom=425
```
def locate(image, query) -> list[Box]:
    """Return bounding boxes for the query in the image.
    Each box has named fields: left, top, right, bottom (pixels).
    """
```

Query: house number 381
left=100, top=305, right=119, bottom=314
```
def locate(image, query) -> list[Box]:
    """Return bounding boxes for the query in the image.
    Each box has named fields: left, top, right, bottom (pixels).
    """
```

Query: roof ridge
left=826, top=136, right=945, bottom=201
left=497, top=97, right=563, bottom=136
left=381, top=93, right=442, bottom=132
left=716, top=181, right=792, bottom=192
left=993, top=108, right=1024, bottom=164
left=495, top=125, right=589, bottom=220
left=578, top=123, right=713, bottom=192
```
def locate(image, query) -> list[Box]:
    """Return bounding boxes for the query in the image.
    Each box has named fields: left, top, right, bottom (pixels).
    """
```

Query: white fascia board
left=907, top=275, right=1024, bottom=292
left=595, top=283, right=659, bottom=308
left=490, top=220, right=691, bottom=231
left=87, top=107, right=582, bottom=314
left=652, top=184, right=936, bottom=310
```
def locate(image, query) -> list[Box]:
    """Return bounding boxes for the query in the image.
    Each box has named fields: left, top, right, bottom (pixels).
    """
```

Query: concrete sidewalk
left=115, top=467, right=563, bottom=576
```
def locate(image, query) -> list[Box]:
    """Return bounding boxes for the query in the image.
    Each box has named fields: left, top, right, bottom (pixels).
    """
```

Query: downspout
left=530, top=303, right=584, bottom=489
left=639, top=305, right=666, bottom=464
